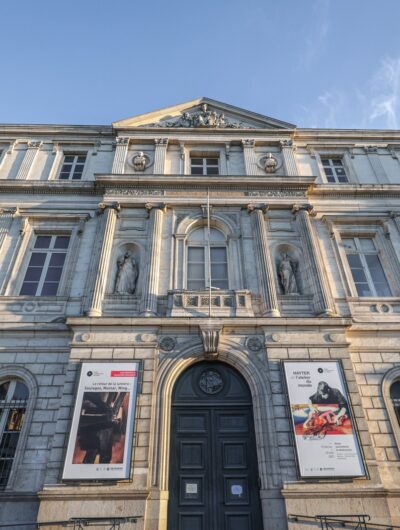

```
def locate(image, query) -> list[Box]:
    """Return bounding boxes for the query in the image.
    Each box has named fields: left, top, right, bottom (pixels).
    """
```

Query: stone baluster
left=242, top=139, right=257, bottom=175
left=293, top=205, right=336, bottom=316
left=16, top=141, right=42, bottom=180
left=154, top=138, right=168, bottom=174
left=280, top=139, right=298, bottom=175
left=87, top=203, right=120, bottom=317
left=112, top=137, right=129, bottom=174
left=248, top=205, right=280, bottom=316
left=365, top=146, right=389, bottom=183
left=140, top=204, right=165, bottom=316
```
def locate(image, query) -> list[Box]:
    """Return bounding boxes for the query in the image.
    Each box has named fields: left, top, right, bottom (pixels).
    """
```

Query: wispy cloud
left=299, top=0, right=330, bottom=70
left=367, top=57, right=400, bottom=129
left=297, top=90, right=346, bottom=128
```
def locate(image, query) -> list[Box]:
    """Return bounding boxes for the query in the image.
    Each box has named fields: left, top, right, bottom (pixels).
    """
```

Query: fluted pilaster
left=242, top=139, right=257, bottom=175
left=365, top=146, right=389, bottom=183
left=154, top=138, right=168, bottom=174
left=16, top=141, right=41, bottom=180
left=87, top=204, right=119, bottom=317
left=280, top=140, right=298, bottom=176
left=0, top=208, right=17, bottom=250
left=294, top=206, right=336, bottom=316
left=112, top=137, right=129, bottom=174
left=248, top=206, right=280, bottom=316
left=140, top=205, right=164, bottom=316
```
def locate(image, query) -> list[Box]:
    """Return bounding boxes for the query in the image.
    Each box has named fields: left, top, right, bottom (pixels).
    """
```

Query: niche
left=274, top=243, right=305, bottom=295
left=109, top=243, right=141, bottom=296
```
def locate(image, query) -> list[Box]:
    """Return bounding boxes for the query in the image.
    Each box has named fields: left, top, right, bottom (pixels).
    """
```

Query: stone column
left=248, top=205, right=280, bottom=317
left=0, top=208, right=17, bottom=250
left=365, top=146, right=389, bottom=183
left=87, top=203, right=120, bottom=317
left=140, top=204, right=164, bottom=316
left=16, top=141, right=41, bottom=180
left=242, top=139, right=257, bottom=175
left=280, top=140, right=298, bottom=175
left=154, top=138, right=168, bottom=174
left=112, top=137, right=129, bottom=174
left=294, top=205, right=336, bottom=316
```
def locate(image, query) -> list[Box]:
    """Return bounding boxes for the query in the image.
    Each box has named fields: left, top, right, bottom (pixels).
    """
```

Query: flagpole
left=207, top=187, right=212, bottom=318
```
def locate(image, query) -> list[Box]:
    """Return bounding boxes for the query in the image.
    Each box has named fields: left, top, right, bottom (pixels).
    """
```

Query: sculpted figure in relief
left=133, top=152, right=147, bottom=172
left=114, top=252, right=138, bottom=294
left=279, top=253, right=299, bottom=295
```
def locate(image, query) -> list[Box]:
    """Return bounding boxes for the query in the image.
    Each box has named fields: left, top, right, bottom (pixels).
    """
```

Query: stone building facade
left=0, top=97, right=399, bottom=529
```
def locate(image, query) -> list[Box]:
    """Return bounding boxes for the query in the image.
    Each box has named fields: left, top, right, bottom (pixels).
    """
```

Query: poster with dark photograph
left=283, top=361, right=365, bottom=478
left=63, top=363, right=139, bottom=480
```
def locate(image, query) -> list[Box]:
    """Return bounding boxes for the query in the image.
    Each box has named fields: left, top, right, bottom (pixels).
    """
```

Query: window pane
left=23, top=268, right=42, bottom=282
left=355, top=283, right=373, bottom=297
left=12, top=382, right=28, bottom=401
left=187, top=280, right=205, bottom=290
left=34, top=236, right=51, bottom=249
left=188, top=247, right=205, bottom=261
left=49, top=253, right=66, bottom=266
left=0, top=382, right=10, bottom=401
left=211, top=263, right=228, bottom=279
left=64, top=155, right=74, bottom=163
left=191, top=167, right=203, bottom=175
left=28, top=252, right=46, bottom=267
left=390, top=381, right=400, bottom=399
left=187, top=264, right=205, bottom=279
left=213, top=279, right=229, bottom=289
left=359, top=238, right=375, bottom=251
left=347, top=254, right=363, bottom=268
left=206, top=167, right=219, bottom=175
left=321, top=159, right=330, bottom=165
left=40, top=283, right=59, bottom=296
left=210, top=247, right=227, bottom=261
left=20, top=283, right=38, bottom=296
left=342, top=238, right=356, bottom=250
left=206, top=158, right=219, bottom=165
left=54, top=236, right=70, bottom=249
left=324, top=168, right=333, bottom=176
left=351, top=268, right=368, bottom=283
left=191, top=158, right=203, bottom=165
left=44, top=267, right=63, bottom=282
left=333, top=159, right=343, bottom=166
left=77, top=155, right=86, bottom=163
left=365, top=255, right=391, bottom=296
left=209, top=229, right=225, bottom=242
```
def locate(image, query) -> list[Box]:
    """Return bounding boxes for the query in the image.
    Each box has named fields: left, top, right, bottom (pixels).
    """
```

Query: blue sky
left=1, top=0, right=399, bottom=129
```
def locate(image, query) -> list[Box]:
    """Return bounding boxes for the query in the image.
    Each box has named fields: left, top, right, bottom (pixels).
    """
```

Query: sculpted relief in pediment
left=141, top=103, right=251, bottom=129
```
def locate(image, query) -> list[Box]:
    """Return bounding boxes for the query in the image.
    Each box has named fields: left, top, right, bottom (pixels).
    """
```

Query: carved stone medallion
left=159, top=336, right=176, bottom=352
left=247, top=337, right=263, bottom=352
left=199, top=369, right=224, bottom=394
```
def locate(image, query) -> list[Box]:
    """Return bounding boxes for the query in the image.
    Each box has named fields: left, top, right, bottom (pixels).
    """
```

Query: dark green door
left=168, top=362, right=263, bottom=530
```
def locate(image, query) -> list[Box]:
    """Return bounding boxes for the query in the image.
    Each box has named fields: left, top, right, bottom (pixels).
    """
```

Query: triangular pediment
left=113, top=97, right=295, bottom=130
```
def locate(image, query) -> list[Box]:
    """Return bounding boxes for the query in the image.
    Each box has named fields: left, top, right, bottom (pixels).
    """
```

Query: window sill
left=345, top=297, right=400, bottom=319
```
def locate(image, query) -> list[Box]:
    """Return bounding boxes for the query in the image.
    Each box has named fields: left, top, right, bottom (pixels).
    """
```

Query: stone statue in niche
left=278, top=253, right=299, bottom=295
left=114, top=252, right=138, bottom=294
left=132, top=152, right=147, bottom=172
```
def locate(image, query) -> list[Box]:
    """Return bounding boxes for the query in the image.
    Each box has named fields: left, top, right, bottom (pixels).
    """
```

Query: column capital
left=279, top=139, right=293, bottom=148
left=96, top=202, right=121, bottom=215
left=154, top=137, right=168, bottom=146
left=247, top=204, right=269, bottom=214
left=0, top=207, right=18, bottom=216
left=242, top=139, right=255, bottom=148
left=27, top=140, right=42, bottom=149
left=389, top=211, right=400, bottom=219
left=291, top=203, right=315, bottom=215
left=115, top=136, right=130, bottom=146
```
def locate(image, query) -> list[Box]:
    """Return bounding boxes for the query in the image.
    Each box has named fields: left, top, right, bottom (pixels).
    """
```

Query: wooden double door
left=168, top=362, right=263, bottom=530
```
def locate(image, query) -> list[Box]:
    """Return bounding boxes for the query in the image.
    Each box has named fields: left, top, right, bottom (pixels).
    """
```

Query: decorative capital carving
left=199, top=323, right=222, bottom=358
left=247, top=204, right=268, bottom=215
left=97, top=202, right=120, bottom=215
left=365, top=145, right=378, bottom=154
left=242, top=139, right=255, bottom=148
left=27, top=140, right=41, bottom=149
left=279, top=139, right=293, bottom=148
left=116, top=136, right=129, bottom=146
left=390, top=211, right=400, bottom=219
left=292, top=203, right=314, bottom=216
left=154, top=137, right=168, bottom=146
left=0, top=207, right=17, bottom=216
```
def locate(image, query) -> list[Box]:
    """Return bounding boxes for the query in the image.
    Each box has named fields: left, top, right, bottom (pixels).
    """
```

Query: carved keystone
left=199, top=323, right=222, bottom=359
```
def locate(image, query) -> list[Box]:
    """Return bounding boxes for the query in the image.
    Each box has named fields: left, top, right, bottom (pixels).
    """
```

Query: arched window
left=390, top=380, right=400, bottom=427
left=0, top=380, right=29, bottom=489
left=187, top=227, right=228, bottom=290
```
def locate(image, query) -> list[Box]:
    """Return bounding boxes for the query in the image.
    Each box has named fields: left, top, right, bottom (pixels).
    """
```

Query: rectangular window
left=20, top=235, right=70, bottom=296
left=321, top=158, right=348, bottom=183
left=59, top=154, right=87, bottom=180
left=342, top=237, right=391, bottom=297
left=190, top=157, right=219, bottom=176
left=187, top=246, right=228, bottom=290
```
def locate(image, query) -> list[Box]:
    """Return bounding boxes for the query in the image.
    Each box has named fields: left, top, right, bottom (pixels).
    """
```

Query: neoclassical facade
left=0, top=97, right=399, bottom=529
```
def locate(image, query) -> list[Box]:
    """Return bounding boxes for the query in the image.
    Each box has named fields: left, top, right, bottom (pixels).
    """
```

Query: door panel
left=168, top=362, right=263, bottom=530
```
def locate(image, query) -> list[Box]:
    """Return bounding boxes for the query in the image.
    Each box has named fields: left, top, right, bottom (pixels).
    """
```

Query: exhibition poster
left=63, top=362, right=139, bottom=480
left=283, top=361, right=365, bottom=478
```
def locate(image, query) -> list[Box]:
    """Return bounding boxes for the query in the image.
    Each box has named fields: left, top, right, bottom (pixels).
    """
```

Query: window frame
left=320, top=157, right=349, bottom=183
left=316, top=151, right=356, bottom=184
left=0, top=367, right=37, bottom=491
left=382, top=366, right=400, bottom=454
left=48, top=143, right=96, bottom=181
left=185, top=227, right=229, bottom=290
left=57, top=152, right=88, bottom=181
left=190, top=155, right=220, bottom=176
left=3, top=216, right=84, bottom=298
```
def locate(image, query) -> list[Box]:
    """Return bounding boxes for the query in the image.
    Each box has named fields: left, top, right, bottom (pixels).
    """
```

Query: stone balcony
left=167, top=289, right=254, bottom=317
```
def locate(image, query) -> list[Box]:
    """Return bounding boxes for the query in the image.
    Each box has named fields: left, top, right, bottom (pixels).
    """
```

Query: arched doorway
left=168, top=361, right=263, bottom=530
